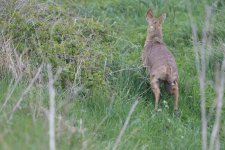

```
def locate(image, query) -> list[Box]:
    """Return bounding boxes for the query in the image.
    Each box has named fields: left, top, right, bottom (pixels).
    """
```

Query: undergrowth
left=0, top=0, right=225, bottom=149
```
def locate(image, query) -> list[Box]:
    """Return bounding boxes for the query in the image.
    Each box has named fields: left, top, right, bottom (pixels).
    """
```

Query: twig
left=73, top=58, right=83, bottom=86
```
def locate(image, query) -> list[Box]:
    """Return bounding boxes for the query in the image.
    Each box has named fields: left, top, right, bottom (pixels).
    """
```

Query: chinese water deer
left=142, top=9, right=179, bottom=112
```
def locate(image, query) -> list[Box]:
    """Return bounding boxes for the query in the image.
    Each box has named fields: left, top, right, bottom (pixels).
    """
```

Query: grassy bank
left=0, top=0, right=225, bottom=149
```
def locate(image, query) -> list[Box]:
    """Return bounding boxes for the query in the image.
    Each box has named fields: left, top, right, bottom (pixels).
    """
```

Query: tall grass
left=0, top=0, right=225, bottom=149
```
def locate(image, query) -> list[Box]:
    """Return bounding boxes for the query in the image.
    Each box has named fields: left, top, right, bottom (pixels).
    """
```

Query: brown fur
left=142, top=9, right=179, bottom=111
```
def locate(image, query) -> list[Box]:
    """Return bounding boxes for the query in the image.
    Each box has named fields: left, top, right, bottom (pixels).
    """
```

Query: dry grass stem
left=189, top=4, right=213, bottom=150
left=209, top=52, right=225, bottom=150
left=8, top=63, right=43, bottom=121
left=47, top=64, right=62, bottom=150
left=47, top=64, right=56, bottom=150
left=189, top=3, right=224, bottom=150
left=0, top=36, right=25, bottom=79
left=0, top=75, right=22, bottom=113
left=112, top=99, right=139, bottom=150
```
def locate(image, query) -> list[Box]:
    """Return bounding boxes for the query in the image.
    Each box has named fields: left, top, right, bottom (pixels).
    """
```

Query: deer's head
left=146, top=9, right=166, bottom=39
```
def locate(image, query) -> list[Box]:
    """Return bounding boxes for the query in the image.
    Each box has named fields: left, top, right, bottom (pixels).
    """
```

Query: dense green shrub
left=1, top=0, right=121, bottom=89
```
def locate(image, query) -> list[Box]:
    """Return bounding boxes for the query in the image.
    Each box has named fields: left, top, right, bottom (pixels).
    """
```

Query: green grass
left=0, top=77, right=203, bottom=150
left=1, top=0, right=225, bottom=149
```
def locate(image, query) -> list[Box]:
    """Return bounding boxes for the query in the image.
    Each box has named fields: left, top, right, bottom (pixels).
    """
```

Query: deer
left=142, top=9, right=179, bottom=113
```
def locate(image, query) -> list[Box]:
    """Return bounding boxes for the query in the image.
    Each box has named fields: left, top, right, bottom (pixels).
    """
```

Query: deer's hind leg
left=167, top=80, right=179, bottom=111
left=150, top=76, right=160, bottom=111
left=173, top=82, right=179, bottom=111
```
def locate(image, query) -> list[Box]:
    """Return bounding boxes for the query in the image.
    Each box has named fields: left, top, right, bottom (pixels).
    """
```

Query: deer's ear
left=146, top=9, right=154, bottom=22
left=159, top=13, right=166, bottom=24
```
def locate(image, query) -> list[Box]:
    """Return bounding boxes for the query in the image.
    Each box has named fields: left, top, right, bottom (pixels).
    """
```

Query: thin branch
left=73, top=58, right=83, bottom=86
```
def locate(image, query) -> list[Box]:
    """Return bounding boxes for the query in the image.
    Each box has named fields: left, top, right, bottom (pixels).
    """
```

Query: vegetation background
left=0, top=0, right=225, bottom=149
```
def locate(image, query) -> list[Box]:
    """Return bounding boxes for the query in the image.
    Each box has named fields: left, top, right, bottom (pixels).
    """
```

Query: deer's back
left=143, top=43, right=178, bottom=77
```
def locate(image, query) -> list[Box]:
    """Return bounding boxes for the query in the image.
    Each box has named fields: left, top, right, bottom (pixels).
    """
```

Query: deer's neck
left=144, top=31, right=163, bottom=47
